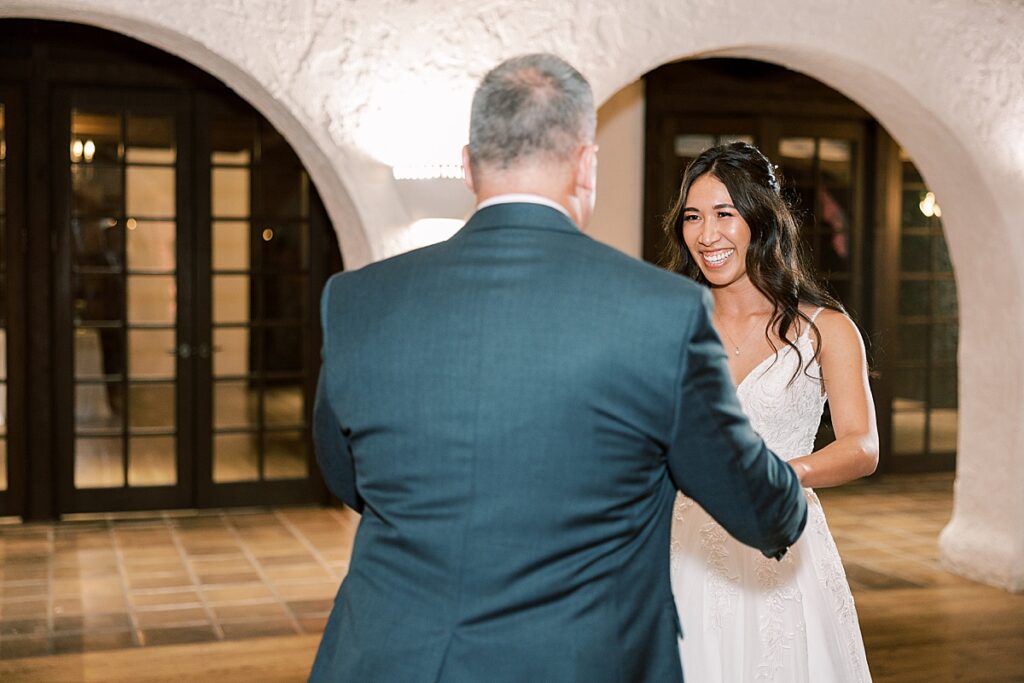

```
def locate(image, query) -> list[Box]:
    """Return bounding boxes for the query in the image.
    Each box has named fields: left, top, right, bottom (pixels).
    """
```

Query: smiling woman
left=681, top=176, right=750, bottom=285
left=664, top=141, right=878, bottom=682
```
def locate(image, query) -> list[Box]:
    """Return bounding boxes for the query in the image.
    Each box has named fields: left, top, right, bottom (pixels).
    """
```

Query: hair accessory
left=767, top=163, right=781, bottom=195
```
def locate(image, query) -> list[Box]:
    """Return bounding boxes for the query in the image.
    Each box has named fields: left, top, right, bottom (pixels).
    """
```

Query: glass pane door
left=200, top=95, right=316, bottom=503
left=891, top=151, right=958, bottom=464
left=0, top=84, right=25, bottom=515
left=0, top=100, right=8, bottom=495
left=776, top=133, right=862, bottom=313
left=58, top=90, right=191, bottom=511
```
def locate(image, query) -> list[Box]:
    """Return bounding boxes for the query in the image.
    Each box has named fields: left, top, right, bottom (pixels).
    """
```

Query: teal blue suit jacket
left=310, top=203, right=807, bottom=682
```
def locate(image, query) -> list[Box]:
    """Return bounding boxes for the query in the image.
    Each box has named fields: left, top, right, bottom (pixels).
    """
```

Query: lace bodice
left=735, top=324, right=826, bottom=462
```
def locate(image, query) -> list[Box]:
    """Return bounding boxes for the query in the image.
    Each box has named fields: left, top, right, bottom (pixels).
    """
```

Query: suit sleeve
left=313, top=278, right=364, bottom=513
left=666, top=291, right=807, bottom=559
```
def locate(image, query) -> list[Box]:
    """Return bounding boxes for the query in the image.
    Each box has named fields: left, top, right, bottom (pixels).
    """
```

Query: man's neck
left=476, top=193, right=572, bottom=218
left=473, top=162, right=581, bottom=223
left=477, top=189, right=581, bottom=225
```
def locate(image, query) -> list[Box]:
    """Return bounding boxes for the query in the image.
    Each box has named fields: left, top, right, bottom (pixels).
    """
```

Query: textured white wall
left=589, top=80, right=645, bottom=258
left=4, top=0, right=1024, bottom=591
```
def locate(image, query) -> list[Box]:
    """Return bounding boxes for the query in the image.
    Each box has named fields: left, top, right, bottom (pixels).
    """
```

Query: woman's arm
left=788, top=310, right=879, bottom=488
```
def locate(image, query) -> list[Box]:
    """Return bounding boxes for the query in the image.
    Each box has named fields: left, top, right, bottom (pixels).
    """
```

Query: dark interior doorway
left=643, top=59, right=958, bottom=474
left=0, top=20, right=343, bottom=519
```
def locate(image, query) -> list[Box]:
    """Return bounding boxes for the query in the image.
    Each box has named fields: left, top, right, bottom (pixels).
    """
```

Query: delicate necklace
left=715, top=313, right=763, bottom=356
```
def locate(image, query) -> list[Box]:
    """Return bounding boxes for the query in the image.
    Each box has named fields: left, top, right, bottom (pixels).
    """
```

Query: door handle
left=195, top=343, right=223, bottom=359
left=167, top=343, right=192, bottom=359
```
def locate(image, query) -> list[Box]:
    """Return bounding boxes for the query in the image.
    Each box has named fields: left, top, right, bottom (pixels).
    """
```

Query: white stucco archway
left=4, top=0, right=1022, bottom=590
left=0, top=3, right=383, bottom=267
left=611, top=44, right=1022, bottom=592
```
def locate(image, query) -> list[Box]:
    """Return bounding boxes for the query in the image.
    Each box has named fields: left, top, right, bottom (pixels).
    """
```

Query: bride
left=663, top=142, right=877, bottom=682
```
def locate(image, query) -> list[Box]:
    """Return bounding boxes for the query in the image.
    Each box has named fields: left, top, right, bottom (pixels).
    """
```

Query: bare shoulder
left=811, top=308, right=867, bottom=362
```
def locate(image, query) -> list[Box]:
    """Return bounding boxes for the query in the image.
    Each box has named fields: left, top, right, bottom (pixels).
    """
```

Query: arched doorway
left=0, top=20, right=343, bottom=518
left=640, top=58, right=959, bottom=476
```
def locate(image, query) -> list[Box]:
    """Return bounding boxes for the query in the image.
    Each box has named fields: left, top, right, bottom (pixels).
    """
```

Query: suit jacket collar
left=455, top=202, right=583, bottom=237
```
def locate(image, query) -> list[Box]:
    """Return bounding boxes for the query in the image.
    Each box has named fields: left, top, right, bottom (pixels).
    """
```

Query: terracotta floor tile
left=0, top=566, right=49, bottom=582
left=261, top=564, right=331, bottom=582
left=127, top=573, right=194, bottom=591
left=188, top=558, right=254, bottom=573
left=50, top=598, right=84, bottom=618
left=140, top=624, right=218, bottom=647
left=218, top=619, right=298, bottom=639
left=54, top=575, right=123, bottom=593
left=319, top=549, right=353, bottom=564
left=135, top=607, right=209, bottom=629
left=130, top=588, right=201, bottom=608
left=286, top=599, right=333, bottom=617
left=297, top=614, right=330, bottom=634
left=0, top=599, right=49, bottom=620
left=274, top=581, right=339, bottom=601
left=77, top=594, right=128, bottom=615
left=184, top=544, right=244, bottom=557
left=53, top=563, right=118, bottom=580
left=53, top=612, right=133, bottom=633
left=212, top=601, right=288, bottom=622
left=228, top=513, right=281, bottom=528
left=246, top=544, right=309, bottom=559
left=0, top=634, right=52, bottom=659
left=121, top=549, right=184, bottom=564
left=0, top=617, right=48, bottom=638
left=196, top=571, right=262, bottom=585
left=51, top=629, right=137, bottom=656
left=256, top=553, right=315, bottom=567
left=201, top=584, right=274, bottom=604
left=113, top=529, right=175, bottom=545
left=172, top=517, right=227, bottom=530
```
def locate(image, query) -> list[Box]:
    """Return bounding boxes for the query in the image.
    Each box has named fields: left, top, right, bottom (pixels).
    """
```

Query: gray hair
left=468, top=53, right=596, bottom=172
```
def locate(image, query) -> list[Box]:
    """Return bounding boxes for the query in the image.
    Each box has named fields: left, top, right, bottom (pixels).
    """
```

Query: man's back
left=311, top=203, right=805, bottom=682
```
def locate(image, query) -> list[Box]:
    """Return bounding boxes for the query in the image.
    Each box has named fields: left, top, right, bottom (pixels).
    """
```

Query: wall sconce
left=919, top=191, right=942, bottom=218
left=70, top=139, right=96, bottom=163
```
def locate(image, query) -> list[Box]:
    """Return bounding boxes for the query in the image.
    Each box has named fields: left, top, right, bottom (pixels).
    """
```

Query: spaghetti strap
left=799, top=306, right=826, bottom=340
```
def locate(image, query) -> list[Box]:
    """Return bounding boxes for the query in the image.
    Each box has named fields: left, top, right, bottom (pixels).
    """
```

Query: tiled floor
left=818, top=472, right=959, bottom=592
left=0, top=507, right=359, bottom=659
left=0, top=473, right=990, bottom=661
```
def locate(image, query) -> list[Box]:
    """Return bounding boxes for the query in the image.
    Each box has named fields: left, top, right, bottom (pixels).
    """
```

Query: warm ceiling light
left=83, top=139, right=96, bottom=162
left=262, top=228, right=274, bottom=241
left=71, top=139, right=84, bottom=162
left=126, top=218, right=138, bottom=230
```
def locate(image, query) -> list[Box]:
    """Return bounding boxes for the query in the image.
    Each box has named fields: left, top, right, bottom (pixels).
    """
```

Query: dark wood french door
left=53, top=87, right=195, bottom=511
left=1, top=19, right=341, bottom=518
left=0, top=84, right=27, bottom=516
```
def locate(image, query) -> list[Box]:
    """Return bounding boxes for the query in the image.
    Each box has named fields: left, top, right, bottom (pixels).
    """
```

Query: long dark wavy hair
left=662, top=141, right=843, bottom=382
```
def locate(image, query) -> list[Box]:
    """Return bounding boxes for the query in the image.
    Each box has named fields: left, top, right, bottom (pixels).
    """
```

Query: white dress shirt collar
left=476, top=193, right=573, bottom=220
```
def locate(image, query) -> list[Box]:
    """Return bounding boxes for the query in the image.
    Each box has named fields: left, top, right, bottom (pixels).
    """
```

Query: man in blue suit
left=310, top=54, right=806, bottom=682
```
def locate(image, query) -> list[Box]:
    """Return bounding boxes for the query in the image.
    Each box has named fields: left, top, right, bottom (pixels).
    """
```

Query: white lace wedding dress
left=669, top=317, right=872, bottom=682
